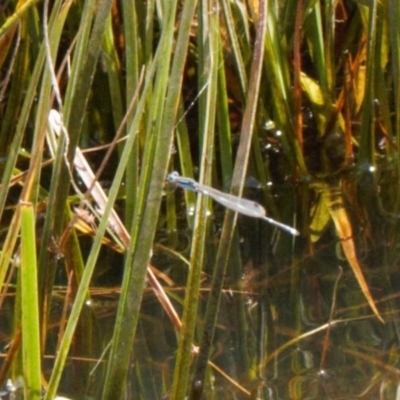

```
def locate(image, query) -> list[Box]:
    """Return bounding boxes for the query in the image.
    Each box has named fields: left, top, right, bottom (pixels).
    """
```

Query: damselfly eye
left=167, top=171, right=180, bottom=183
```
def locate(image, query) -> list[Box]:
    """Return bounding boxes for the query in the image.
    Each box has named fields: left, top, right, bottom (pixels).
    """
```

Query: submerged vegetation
left=0, top=0, right=399, bottom=399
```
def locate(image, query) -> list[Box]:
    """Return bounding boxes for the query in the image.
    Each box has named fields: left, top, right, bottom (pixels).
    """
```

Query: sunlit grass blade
left=20, top=202, right=41, bottom=400
left=264, top=1, right=307, bottom=174
left=0, top=0, right=40, bottom=38
left=356, top=1, right=378, bottom=169
left=323, top=185, right=384, bottom=323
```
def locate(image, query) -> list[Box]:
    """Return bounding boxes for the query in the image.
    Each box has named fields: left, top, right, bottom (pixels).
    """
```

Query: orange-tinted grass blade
left=328, top=194, right=384, bottom=323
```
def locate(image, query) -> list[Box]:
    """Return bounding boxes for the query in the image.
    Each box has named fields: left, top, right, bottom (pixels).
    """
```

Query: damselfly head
left=167, top=171, right=180, bottom=183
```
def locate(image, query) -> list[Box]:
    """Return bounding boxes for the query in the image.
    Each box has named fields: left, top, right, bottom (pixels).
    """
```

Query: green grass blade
left=220, top=0, right=248, bottom=95
left=102, top=14, right=124, bottom=132
left=356, top=1, right=378, bottom=170
left=62, top=0, right=97, bottom=116
left=122, top=1, right=142, bottom=229
left=216, top=38, right=234, bottom=183
left=0, top=0, right=40, bottom=38
left=20, top=202, right=41, bottom=400
left=264, top=1, right=307, bottom=174
left=170, top=1, right=219, bottom=397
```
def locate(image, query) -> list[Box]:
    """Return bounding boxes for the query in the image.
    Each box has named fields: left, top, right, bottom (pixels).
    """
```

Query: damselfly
left=167, top=171, right=299, bottom=236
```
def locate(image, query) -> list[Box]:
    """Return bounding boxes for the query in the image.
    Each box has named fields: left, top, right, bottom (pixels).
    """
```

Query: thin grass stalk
left=102, top=0, right=198, bottom=396
left=28, top=7, right=41, bottom=54
left=62, top=0, right=97, bottom=115
left=37, top=129, right=68, bottom=348
left=230, top=0, right=251, bottom=55
left=0, top=18, right=21, bottom=137
left=388, top=1, right=400, bottom=137
left=356, top=2, right=377, bottom=171
left=264, top=1, right=307, bottom=174
left=216, top=12, right=251, bottom=377
left=170, top=1, right=219, bottom=397
left=59, top=207, right=91, bottom=385
left=122, top=1, right=141, bottom=84
left=387, top=1, right=400, bottom=209
left=190, top=1, right=267, bottom=397
left=165, top=185, right=180, bottom=247
left=304, top=2, right=328, bottom=93
left=322, top=0, right=335, bottom=94
left=20, top=202, right=41, bottom=400
left=220, top=0, right=248, bottom=96
left=61, top=205, right=86, bottom=283
left=122, top=0, right=141, bottom=230
left=0, top=40, right=30, bottom=215
left=0, top=0, right=40, bottom=38
left=0, top=27, right=23, bottom=157
left=293, top=0, right=304, bottom=149
left=143, top=0, right=155, bottom=62
left=227, top=243, right=251, bottom=372
left=175, top=101, right=196, bottom=225
left=248, top=103, right=280, bottom=219
left=280, top=0, right=295, bottom=37
left=369, top=8, right=391, bottom=157
left=30, top=19, right=56, bottom=205
left=102, top=14, right=124, bottom=132
left=216, top=38, right=233, bottom=186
